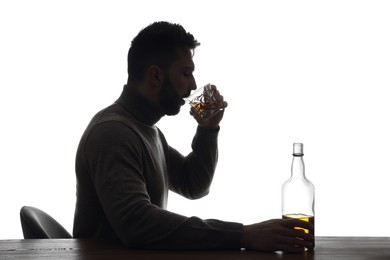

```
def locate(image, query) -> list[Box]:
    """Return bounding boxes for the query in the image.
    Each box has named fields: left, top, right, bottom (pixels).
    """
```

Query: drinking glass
left=185, top=83, right=224, bottom=120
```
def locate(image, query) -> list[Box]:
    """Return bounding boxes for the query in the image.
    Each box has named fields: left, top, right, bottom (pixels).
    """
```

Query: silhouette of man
left=73, top=21, right=314, bottom=252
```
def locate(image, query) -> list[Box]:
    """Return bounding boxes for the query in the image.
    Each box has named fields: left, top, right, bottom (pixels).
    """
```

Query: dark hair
left=127, top=21, right=200, bottom=83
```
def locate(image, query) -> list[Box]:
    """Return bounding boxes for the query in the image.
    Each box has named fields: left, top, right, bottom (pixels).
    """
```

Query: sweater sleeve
left=166, top=126, right=220, bottom=199
left=83, top=121, right=243, bottom=250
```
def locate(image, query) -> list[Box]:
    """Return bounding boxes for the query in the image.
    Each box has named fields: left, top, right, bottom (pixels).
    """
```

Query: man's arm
left=84, top=121, right=242, bottom=249
left=166, top=86, right=227, bottom=198
left=165, top=126, right=219, bottom=199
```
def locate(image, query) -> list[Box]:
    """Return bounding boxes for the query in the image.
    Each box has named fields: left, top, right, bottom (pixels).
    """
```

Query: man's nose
left=190, top=79, right=197, bottom=91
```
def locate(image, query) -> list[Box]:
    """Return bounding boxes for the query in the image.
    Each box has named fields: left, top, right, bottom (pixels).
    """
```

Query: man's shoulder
left=90, top=103, right=124, bottom=124
left=82, top=103, right=163, bottom=147
left=80, top=107, right=139, bottom=149
left=83, top=102, right=134, bottom=129
left=80, top=104, right=133, bottom=139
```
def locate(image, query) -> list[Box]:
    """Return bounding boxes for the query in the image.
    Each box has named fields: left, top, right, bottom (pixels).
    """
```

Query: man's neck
left=116, top=84, right=164, bottom=126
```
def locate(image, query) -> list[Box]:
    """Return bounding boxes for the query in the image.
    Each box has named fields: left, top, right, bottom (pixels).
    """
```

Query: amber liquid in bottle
left=282, top=214, right=315, bottom=235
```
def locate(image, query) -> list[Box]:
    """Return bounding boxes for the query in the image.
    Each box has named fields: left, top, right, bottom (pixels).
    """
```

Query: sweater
left=73, top=85, right=243, bottom=249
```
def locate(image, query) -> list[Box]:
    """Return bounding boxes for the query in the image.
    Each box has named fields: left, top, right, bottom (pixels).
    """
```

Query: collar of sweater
left=115, top=85, right=164, bottom=126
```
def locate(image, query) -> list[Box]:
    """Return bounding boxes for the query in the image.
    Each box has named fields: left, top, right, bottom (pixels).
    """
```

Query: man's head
left=127, top=21, right=200, bottom=116
left=127, top=21, right=200, bottom=84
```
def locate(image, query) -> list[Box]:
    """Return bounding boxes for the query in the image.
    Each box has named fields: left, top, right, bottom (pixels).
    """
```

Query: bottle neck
left=291, top=154, right=305, bottom=179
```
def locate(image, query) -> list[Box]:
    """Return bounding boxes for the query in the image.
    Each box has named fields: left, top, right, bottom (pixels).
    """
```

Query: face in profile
left=158, top=48, right=196, bottom=116
left=158, top=76, right=182, bottom=116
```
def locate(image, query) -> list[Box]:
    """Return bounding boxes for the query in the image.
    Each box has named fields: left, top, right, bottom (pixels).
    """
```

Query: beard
left=158, top=77, right=183, bottom=116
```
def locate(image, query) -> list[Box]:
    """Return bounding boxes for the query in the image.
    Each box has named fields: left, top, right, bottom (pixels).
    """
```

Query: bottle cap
left=293, top=143, right=304, bottom=156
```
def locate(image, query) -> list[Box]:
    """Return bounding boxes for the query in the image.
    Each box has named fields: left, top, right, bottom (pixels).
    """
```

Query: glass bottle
left=282, top=143, right=315, bottom=235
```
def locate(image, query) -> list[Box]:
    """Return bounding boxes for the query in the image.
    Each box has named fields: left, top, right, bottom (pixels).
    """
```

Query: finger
left=222, top=100, right=228, bottom=108
left=213, top=95, right=227, bottom=109
left=276, top=244, right=306, bottom=254
left=268, top=236, right=309, bottom=253
left=213, top=107, right=225, bottom=118
left=280, top=226, right=314, bottom=244
left=278, top=233, right=313, bottom=244
left=214, top=92, right=222, bottom=99
left=190, top=106, right=201, bottom=119
left=279, top=235, right=314, bottom=251
left=292, top=229, right=314, bottom=240
left=285, top=232, right=315, bottom=250
left=276, top=227, right=314, bottom=246
left=282, top=219, right=314, bottom=231
left=209, top=85, right=223, bottom=100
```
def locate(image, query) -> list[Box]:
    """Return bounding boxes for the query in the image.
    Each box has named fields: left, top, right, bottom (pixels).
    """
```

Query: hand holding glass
left=185, top=84, right=225, bottom=120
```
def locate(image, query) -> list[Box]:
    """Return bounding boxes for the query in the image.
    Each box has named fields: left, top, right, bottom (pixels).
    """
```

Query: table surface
left=1, top=237, right=390, bottom=260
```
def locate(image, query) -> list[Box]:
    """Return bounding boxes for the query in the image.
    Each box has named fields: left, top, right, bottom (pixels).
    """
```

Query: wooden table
left=0, top=237, right=389, bottom=259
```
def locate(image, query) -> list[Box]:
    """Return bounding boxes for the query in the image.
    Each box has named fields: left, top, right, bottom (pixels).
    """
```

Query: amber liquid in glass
left=282, top=213, right=314, bottom=235
left=190, top=101, right=208, bottom=113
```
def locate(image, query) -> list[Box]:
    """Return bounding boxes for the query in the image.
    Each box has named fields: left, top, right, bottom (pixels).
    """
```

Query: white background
left=1, top=0, right=389, bottom=239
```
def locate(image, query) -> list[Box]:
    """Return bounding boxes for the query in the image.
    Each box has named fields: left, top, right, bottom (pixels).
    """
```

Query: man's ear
left=147, top=65, right=163, bottom=85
